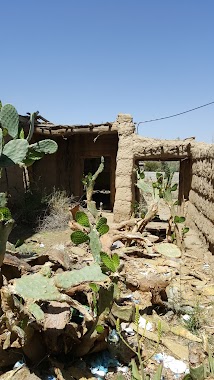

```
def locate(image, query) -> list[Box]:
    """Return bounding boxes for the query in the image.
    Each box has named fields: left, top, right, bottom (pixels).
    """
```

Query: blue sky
left=1, top=1, right=214, bottom=142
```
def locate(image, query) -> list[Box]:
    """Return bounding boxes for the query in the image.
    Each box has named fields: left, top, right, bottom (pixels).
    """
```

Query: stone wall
left=187, top=143, right=214, bottom=253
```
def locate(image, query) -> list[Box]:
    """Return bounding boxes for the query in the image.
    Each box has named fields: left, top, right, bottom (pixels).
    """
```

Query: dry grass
left=38, top=189, right=75, bottom=232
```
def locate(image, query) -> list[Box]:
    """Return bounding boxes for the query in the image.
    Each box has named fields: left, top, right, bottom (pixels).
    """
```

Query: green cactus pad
left=29, top=140, right=58, bottom=154
left=10, top=273, right=64, bottom=302
left=136, top=178, right=153, bottom=194
left=75, top=211, right=90, bottom=227
left=174, top=215, right=185, bottom=223
left=97, top=224, right=109, bottom=236
left=0, top=139, right=29, bottom=167
left=28, top=302, right=45, bottom=322
left=155, top=242, right=181, bottom=258
left=89, top=228, right=102, bottom=262
left=0, top=104, right=19, bottom=138
left=100, top=252, right=120, bottom=273
left=96, top=217, right=107, bottom=230
left=54, top=263, right=108, bottom=289
left=100, top=252, right=116, bottom=272
left=0, top=207, right=12, bottom=221
left=71, top=230, right=89, bottom=245
left=111, top=253, right=120, bottom=270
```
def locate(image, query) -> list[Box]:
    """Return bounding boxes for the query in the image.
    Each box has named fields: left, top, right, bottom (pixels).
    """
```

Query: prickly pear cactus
left=27, top=302, right=45, bottom=322
left=0, top=102, right=58, bottom=169
left=0, top=102, right=58, bottom=269
left=89, top=228, right=102, bottom=263
left=96, top=217, right=107, bottom=230
left=155, top=242, right=181, bottom=258
left=9, top=264, right=108, bottom=299
left=9, top=273, right=64, bottom=302
left=75, top=211, right=90, bottom=227
left=0, top=139, right=29, bottom=167
left=71, top=230, right=89, bottom=245
left=54, top=263, right=108, bottom=289
left=0, top=207, right=12, bottom=221
left=70, top=208, right=110, bottom=263
left=23, top=140, right=58, bottom=167
left=0, top=104, right=19, bottom=138
left=97, top=223, right=109, bottom=236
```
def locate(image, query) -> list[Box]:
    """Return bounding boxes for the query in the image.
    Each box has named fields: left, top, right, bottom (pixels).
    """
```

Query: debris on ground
left=1, top=204, right=214, bottom=380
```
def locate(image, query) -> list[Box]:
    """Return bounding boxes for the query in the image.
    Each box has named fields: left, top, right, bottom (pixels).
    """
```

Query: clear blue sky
left=1, top=1, right=214, bottom=142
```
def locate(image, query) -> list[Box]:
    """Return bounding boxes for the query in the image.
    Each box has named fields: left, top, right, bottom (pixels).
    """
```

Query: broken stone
left=202, top=286, right=214, bottom=296
left=0, top=366, right=41, bottom=379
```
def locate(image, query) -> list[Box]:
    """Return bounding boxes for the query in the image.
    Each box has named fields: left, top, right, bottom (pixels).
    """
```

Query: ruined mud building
left=2, top=113, right=214, bottom=253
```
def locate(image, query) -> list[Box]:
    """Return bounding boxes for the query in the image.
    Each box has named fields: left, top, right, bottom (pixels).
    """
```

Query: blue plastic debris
left=107, top=329, right=120, bottom=344
left=87, top=350, right=120, bottom=379
left=13, top=360, right=25, bottom=369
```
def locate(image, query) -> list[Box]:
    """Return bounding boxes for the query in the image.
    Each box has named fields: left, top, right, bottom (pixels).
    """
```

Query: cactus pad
left=155, top=242, right=181, bottom=258
left=9, top=273, right=64, bottom=302
left=54, top=263, right=108, bottom=289
left=28, top=302, right=45, bottom=322
left=71, top=230, right=89, bottom=245
left=0, top=207, right=12, bottom=221
left=100, top=252, right=120, bottom=273
left=0, top=104, right=19, bottom=138
left=75, top=211, right=90, bottom=227
left=0, top=139, right=29, bottom=167
left=96, top=217, right=107, bottom=230
left=29, top=140, right=58, bottom=154
left=97, top=224, right=109, bottom=236
left=89, top=228, right=102, bottom=262
left=9, top=265, right=108, bottom=302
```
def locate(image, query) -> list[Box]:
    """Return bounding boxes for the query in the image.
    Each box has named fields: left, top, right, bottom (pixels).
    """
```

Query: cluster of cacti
left=0, top=102, right=58, bottom=170
left=152, top=162, right=178, bottom=202
left=70, top=211, right=109, bottom=262
left=7, top=263, right=108, bottom=323
left=10, top=263, right=107, bottom=299
left=0, top=102, right=58, bottom=269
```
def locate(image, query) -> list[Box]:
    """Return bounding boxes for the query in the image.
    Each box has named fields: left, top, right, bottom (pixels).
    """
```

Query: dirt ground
left=1, top=206, right=214, bottom=380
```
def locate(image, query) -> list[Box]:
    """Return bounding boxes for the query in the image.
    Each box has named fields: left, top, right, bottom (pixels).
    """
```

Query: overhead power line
left=137, top=101, right=214, bottom=126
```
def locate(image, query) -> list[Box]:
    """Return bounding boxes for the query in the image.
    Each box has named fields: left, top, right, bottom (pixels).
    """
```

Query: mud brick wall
left=113, top=114, right=192, bottom=222
left=113, top=114, right=135, bottom=222
left=187, top=143, right=214, bottom=253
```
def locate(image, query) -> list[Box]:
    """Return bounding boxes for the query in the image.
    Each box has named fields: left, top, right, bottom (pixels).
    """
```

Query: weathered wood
left=34, top=126, right=118, bottom=136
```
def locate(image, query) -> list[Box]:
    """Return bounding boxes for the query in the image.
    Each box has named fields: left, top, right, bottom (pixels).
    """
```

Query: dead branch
left=132, top=202, right=158, bottom=233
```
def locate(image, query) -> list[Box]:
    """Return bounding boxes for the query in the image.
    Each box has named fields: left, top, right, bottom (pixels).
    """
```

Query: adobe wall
left=33, top=132, right=118, bottom=208
left=0, top=166, right=25, bottom=199
left=113, top=114, right=191, bottom=222
left=113, top=114, right=135, bottom=222
left=187, top=143, right=214, bottom=253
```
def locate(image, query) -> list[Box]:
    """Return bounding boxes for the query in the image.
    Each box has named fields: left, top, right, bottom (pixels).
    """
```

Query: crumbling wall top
left=112, top=113, right=135, bottom=136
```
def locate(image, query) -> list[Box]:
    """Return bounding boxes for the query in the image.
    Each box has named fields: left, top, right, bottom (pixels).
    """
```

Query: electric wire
left=137, top=101, right=214, bottom=127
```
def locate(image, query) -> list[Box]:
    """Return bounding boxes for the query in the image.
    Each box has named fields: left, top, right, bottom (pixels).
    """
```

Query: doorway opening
left=135, top=160, right=180, bottom=219
left=83, top=156, right=111, bottom=210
